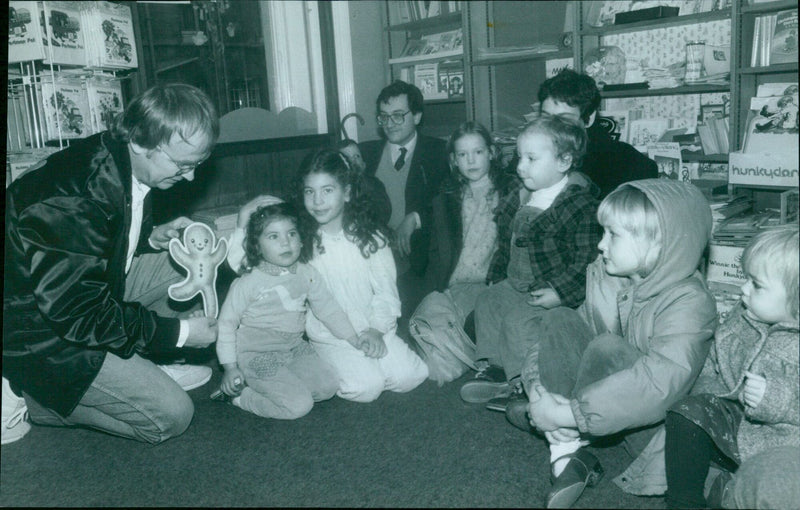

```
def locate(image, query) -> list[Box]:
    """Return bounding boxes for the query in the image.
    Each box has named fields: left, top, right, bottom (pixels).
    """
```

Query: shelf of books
left=704, top=0, right=798, bottom=318
left=573, top=1, right=735, bottom=187
left=7, top=1, right=138, bottom=185
left=385, top=1, right=466, bottom=109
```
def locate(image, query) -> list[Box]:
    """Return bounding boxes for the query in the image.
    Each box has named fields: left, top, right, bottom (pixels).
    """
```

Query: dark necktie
left=394, top=147, right=407, bottom=171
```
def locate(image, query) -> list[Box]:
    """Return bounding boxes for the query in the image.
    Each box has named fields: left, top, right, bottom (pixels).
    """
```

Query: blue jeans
left=25, top=251, right=194, bottom=444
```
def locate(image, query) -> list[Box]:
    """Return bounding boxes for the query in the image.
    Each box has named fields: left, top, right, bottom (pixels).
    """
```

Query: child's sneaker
left=2, top=377, right=31, bottom=445
left=459, top=365, right=509, bottom=403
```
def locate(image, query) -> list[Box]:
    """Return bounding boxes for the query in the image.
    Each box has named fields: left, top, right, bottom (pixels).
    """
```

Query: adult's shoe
left=545, top=449, right=604, bottom=508
left=459, top=365, right=509, bottom=404
left=2, top=377, right=31, bottom=445
left=159, top=364, right=212, bottom=391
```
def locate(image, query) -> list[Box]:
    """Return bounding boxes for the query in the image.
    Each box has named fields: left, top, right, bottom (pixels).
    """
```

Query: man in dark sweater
left=538, top=69, right=657, bottom=197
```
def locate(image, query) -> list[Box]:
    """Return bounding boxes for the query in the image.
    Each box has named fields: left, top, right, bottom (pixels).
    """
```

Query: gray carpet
left=1, top=364, right=668, bottom=508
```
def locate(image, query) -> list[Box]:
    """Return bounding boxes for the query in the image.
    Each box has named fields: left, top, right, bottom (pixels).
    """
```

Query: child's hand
left=742, top=371, right=767, bottom=409
left=358, top=329, right=388, bottom=359
left=544, top=427, right=581, bottom=445
left=185, top=309, right=205, bottom=319
left=237, top=195, right=282, bottom=229
left=527, top=288, right=561, bottom=309
left=529, top=388, right=573, bottom=432
left=220, top=367, right=245, bottom=396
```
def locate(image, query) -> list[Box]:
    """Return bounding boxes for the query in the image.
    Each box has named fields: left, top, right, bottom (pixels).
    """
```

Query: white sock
left=549, top=439, right=582, bottom=477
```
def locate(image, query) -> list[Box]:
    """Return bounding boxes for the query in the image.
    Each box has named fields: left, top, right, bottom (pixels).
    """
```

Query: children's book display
left=751, top=9, right=797, bottom=67
left=86, top=78, right=124, bottom=133
left=40, top=76, right=92, bottom=140
left=9, top=1, right=46, bottom=63
left=81, top=1, right=138, bottom=69
left=7, top=1, right=136, bottom=182
left=40, top=1, right=87, bottom=66
left=168, top=223, right=229, bottom=319
left=730, top=83, right=799, bottom=188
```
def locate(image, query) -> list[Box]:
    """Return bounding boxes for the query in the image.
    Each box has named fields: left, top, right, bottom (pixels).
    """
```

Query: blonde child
left=461, top=114, right=603, bottom=403
left=296, top=148, right=429, bottom=403
left=409, top=121, right=514, bottom=383
left=665, top=226, right=799, bottom=509
left=514, top=180, right=718, bottom=507
left=214, top=202, right=365, bottom=420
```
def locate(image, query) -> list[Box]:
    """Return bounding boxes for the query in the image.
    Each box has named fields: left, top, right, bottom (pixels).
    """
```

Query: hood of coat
left=624, top=179, right=712, bottom=301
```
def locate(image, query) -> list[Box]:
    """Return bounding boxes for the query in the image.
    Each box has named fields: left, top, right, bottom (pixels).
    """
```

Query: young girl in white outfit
left=296, top=148, right=429, bottom=402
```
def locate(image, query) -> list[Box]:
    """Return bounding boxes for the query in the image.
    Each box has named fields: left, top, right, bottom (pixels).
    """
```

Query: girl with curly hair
left=213, top=201, right=365, bottom=419
left=294, top=148, right=429, bottom=402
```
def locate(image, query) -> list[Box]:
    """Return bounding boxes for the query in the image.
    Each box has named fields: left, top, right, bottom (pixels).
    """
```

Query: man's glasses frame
left=376, top=110, right=412, bottom=127
left=157, top=146, right=208, bottom=175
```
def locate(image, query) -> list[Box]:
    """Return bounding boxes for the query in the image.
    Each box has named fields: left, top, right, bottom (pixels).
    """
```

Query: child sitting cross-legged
left=511, top=180, right=718, bottom=508
left=665, top=225, right=799, bottom=509
left=460, top=114, right=603, bottom=404
left=213, top=201, right=365, bottom=420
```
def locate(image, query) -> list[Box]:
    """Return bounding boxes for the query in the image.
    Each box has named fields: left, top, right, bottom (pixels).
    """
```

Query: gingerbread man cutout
left=168, top=222, right=228, bottom=318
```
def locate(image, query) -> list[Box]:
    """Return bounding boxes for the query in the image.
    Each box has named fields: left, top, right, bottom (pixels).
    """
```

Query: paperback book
left=9, top=1, right=45, bottom=63
left=82, top=1, right=138, bottom=69
left=770, top=9, right=798, bottom=65
left=40, top=77, right=92, bottom=140
left=86, top=78, right=124, bottom=133
left=41, top=1, right=87, bottom=66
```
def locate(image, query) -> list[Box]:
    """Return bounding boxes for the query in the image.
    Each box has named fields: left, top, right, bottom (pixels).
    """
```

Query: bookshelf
left=729, top=0, right=798, bottom=209
left=382, top=1, right=467, bottom=139
left=574, top=1, right=734, bottom=184
left=466, top=1, right=571, bottom=135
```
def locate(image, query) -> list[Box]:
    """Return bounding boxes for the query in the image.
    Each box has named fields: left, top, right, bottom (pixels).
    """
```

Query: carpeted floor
left=0, top=360, right=668, bottom=508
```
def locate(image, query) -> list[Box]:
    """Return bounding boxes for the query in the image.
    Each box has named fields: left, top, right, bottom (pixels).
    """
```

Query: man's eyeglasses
left=158, top=146, right=208, bottom=175
left=376, top=111, right=411, bottom=126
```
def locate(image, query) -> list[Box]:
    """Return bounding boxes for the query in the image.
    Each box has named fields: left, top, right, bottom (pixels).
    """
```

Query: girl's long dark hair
left=242, top=202, right=303, bottom=272
left=293, top=148, right=391, bottom=260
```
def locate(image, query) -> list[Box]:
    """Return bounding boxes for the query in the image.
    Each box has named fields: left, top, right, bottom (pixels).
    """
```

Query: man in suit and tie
left=360, top=81, right=449, bottom=322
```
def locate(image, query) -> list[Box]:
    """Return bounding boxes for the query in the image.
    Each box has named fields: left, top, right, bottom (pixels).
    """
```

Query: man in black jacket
left=360, top=81, right=449, bottom=325
left=538, top=69, right=658, bottom=197
left=3, top=84, right=219, bottom=444
left=360, top=80, right=449, bottom=279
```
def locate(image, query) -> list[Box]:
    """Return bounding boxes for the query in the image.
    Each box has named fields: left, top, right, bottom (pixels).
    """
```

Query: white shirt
left=129, top=173, right=188, bottom=347
left=526, top=175, right=568, bottom=210
left=127, top=174, right=150, bottom=274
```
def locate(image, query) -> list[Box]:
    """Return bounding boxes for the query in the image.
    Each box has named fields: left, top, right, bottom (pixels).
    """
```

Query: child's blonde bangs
left=597, top=186, right=660, bottom=243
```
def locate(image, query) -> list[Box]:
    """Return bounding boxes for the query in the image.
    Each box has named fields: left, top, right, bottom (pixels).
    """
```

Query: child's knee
left=283, top=395, right=315, bottom=419
left=389, top=363, right=428, bottom=393
left=339, top=373, right=384, bottom=403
